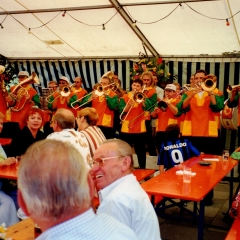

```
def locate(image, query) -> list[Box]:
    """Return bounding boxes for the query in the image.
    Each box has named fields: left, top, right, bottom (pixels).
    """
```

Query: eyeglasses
left=90, top=156, right=121, bottom=167
left=59, top=82, right=66, bottom=85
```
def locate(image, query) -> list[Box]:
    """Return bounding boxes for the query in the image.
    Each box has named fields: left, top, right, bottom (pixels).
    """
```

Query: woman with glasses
left=76, top=107, right=106, bottom=158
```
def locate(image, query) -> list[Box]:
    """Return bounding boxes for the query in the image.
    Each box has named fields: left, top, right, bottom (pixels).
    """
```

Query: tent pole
left=226, top=0, right=240, bottom=46
left=109, top=0, right=159, bottom=57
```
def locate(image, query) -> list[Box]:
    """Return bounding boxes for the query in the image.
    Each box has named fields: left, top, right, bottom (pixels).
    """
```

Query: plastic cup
left=183, top=167, right=192, bottom=183
left=222, top=150, right=229, bottom=161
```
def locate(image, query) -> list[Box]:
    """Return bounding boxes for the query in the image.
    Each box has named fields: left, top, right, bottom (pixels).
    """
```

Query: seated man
left=17, top=139, right=138, bottom=240
left=47, top=108, right=92, bottom=167
left=158, top=124, right=200, bottom=174
left=91, top=139, right=161, bottom=240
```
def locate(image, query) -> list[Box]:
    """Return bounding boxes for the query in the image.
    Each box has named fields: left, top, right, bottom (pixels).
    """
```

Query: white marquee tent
left=0, top=0, right=239, bottom=60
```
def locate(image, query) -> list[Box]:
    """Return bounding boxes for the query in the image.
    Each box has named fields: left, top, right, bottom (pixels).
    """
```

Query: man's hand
left=2, top=157, right=17, bottom=166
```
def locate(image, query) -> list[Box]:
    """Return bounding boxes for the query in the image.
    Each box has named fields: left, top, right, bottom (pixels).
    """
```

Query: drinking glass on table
left=183, top=167, right=192, bottom=183
left=222, top=150, right=229, bottom=161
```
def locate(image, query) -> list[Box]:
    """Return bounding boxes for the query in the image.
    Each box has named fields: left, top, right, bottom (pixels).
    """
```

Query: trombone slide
left=71, top=92, right=93, bottom=109
left=226, top=84, right=240, bottom=93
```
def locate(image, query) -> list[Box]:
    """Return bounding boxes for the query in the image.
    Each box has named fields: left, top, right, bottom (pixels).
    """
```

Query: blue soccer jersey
left=157, top=138, right=200, bottom=170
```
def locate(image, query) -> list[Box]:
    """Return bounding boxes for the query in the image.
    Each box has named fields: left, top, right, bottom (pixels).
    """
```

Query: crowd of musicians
left=1, top=65, right=240, bottom=232
left=1, top=67, right=240, bottom=170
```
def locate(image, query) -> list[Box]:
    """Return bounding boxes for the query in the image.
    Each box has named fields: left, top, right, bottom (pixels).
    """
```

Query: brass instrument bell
left=201, top=74, right=217, bottom=92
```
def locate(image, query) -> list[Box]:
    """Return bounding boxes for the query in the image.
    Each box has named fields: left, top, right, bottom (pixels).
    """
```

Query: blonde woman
left=76, top=107, right=106, bottom=158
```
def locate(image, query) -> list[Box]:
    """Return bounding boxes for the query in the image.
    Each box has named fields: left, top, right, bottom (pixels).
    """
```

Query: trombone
left=119, top=96, right=134, bottom=123
left=226, top=84, right=240, bottom=93
left=201, top=75, right=217, bottom=92
left=46, top=84, right=74, bottom=104
left=127, top=99, right=160, bottom=129
left=183, top=83, right=201, bottom=92
left=71, top=82, right=115, bottom=109
left=128, top=89, right=184, bottom=129
left=157, top=89, right=186, bottom=112
left=119, top=85, right=147, bottom=123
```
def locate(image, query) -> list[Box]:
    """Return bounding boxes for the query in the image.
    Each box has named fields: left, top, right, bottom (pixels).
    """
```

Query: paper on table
left=202, top=158, right=219, bottom=162
left=176, top=170, right=196, bottom=176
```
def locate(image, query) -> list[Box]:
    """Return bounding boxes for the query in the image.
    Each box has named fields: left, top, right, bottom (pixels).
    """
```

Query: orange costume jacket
left=91, top=89, right=118, bottom=128
left=72, top=87, right=88, bottom=115
left=119, top=92, right=154, bottom=134
left=177, top=91, right=224, bottom=137
left=155, top=97, right=181, bottom=132
left=48, top=92, right=78, bottom=116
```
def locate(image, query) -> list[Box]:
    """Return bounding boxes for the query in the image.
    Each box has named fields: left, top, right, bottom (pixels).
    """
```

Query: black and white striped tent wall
left=11, top=60, right=240, bottom=100
left=11, top=59, right=240, bottom=151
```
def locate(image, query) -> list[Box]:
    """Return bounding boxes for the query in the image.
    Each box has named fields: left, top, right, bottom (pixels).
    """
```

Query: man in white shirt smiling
left=17, top=139, right=138, bottom=240
left=91, top=139, right=161, bottom=240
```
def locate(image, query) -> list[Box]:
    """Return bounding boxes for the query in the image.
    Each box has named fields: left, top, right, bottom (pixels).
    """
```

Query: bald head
left=100, top=139, right=134, bottom=169
left=53, top=108, right=75, bottom=130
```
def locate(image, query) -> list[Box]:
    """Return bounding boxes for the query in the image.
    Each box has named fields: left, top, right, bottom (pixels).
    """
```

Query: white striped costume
left=80, top=126, right=106, bottom=157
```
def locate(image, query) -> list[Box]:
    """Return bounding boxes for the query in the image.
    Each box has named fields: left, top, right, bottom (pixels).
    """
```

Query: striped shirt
left=36, top=208, right=138, bottom=240
left=80, top=126, right=106, bottom=157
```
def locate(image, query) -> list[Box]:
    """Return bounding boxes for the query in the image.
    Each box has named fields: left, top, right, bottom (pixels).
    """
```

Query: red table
left=225, top=219, right=240, bottom=240
left=0, top=138, right=12, bottom=146
left=132, top=169, right=155, bottom=181
left=141, top=154, right=238, bottom=240
left=0, top=162, right=18, bottom=180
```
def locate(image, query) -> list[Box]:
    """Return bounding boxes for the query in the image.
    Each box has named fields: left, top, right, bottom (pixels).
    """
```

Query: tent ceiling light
left=44, top=40, right=64, bottom=45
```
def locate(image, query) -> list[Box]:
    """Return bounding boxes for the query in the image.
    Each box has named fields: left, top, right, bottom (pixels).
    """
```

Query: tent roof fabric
left=0, top=0, right=239, bottom=60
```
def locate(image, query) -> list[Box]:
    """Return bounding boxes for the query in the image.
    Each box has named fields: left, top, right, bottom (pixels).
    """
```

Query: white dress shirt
left=97, top=174, right=161, bottom=240
left=36, top=208, right=138, bottom=240
left=156, top=86, right=164, bottom=100
left=47, top=129, right=91, bottom=168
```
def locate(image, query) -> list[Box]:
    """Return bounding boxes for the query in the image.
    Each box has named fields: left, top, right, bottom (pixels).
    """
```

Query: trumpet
left=226, top=84, right=240, bottom=93
left=157, top=89, right=185, bottom=112
left=10, top=72, right=40, bottom=112
left=71, top=82, right=115, bottom=109
left=61, top=86, right=72, bottom=97
left=201, top=74, right=217, bottom=92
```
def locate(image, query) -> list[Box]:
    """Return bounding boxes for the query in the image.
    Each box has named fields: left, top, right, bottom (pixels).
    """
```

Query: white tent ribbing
left=0, top=0, right=239, bottom=61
